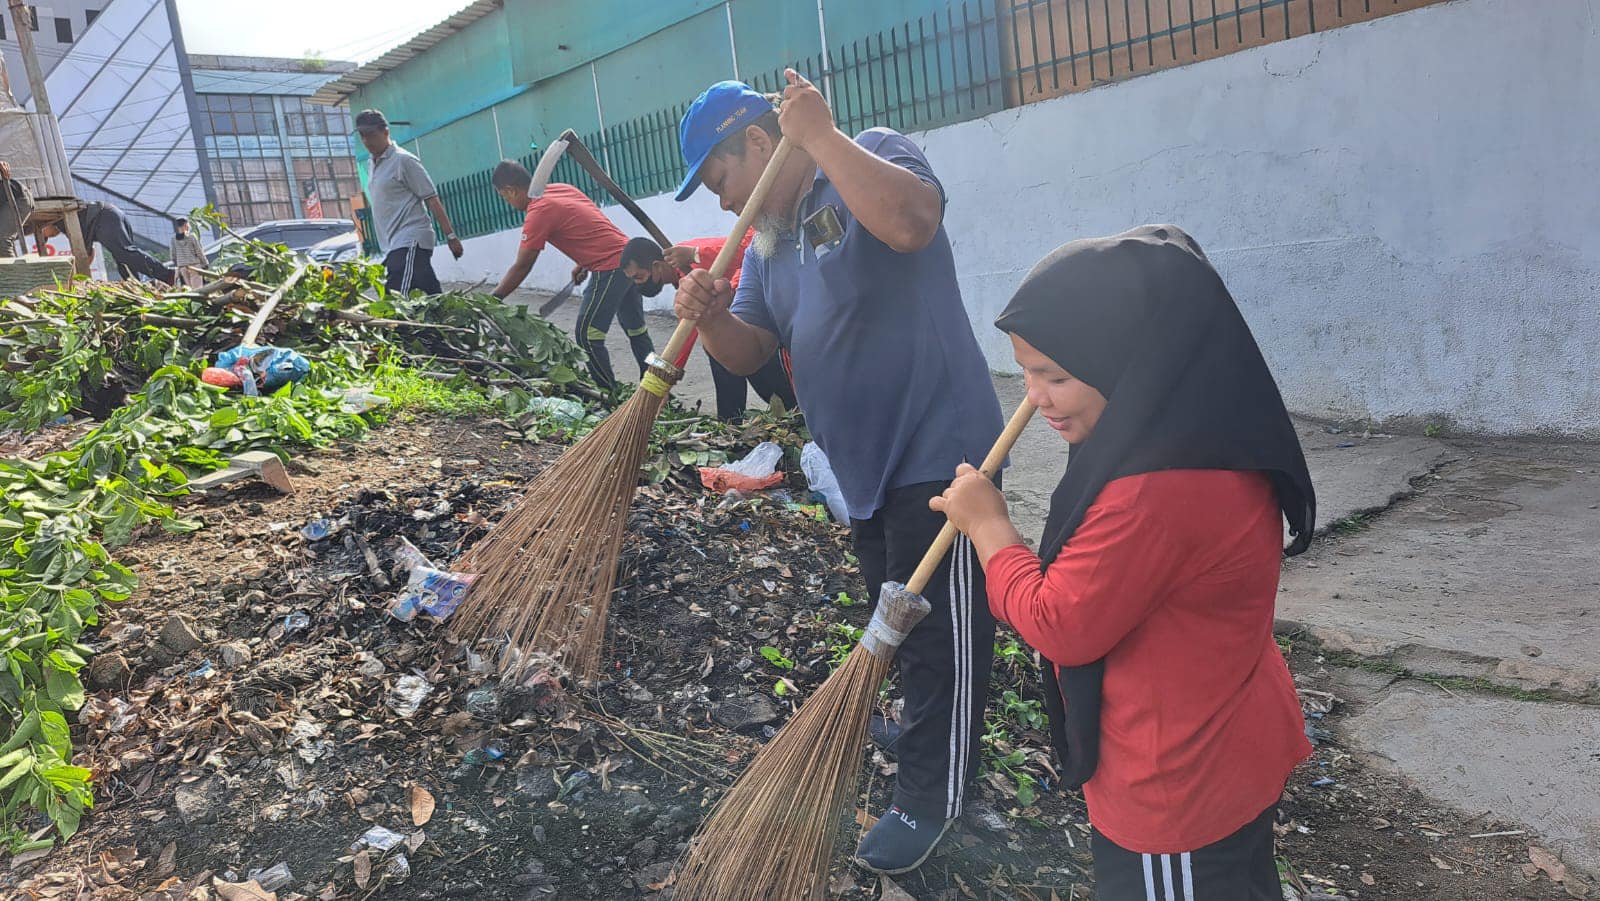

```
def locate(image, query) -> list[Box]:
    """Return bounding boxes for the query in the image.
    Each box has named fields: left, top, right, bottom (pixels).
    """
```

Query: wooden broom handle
left=659, top=138, right=794, bottom=365
left=905, top=398, right=1037, bottom=595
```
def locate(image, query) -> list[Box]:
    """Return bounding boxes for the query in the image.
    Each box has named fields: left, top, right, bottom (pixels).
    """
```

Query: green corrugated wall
left=348, top=0, right=982, bottom=189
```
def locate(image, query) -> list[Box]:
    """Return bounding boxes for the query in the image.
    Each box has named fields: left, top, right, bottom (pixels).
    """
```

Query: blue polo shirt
left=731, top=128, right=1003, bottom=520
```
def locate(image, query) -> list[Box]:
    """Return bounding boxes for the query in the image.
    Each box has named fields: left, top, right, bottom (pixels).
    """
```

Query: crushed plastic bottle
left=299, top=517, right=344, bottom=541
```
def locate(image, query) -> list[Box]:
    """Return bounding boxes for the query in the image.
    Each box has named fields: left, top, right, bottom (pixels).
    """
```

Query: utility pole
left=7, top=0, right=53, bottom=116
left=6, top=0, right=89, bottom=273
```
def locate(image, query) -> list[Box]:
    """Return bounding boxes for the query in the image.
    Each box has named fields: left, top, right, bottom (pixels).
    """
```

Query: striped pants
left=851, top=479, right=995, bottom=822
left=382, top=245, right=442, bottom=296
left=1092, top=805, right=1281, bottom=900
left=575, top=267, right=653, bottom=390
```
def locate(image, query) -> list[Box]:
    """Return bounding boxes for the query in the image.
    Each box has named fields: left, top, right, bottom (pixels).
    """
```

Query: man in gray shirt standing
left=355, top=109, right=463, bottom=295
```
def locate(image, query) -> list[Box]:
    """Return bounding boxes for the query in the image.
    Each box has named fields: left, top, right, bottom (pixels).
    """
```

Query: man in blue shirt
left=674, top=74, right=1004, bottom=873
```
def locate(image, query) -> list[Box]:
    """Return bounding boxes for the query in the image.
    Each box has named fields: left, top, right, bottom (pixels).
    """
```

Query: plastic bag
left=800, top=441, right=850, bottom=524
left=387, top=537, right=477, bottom=622
left=723, top=441, right=783, bottom=478
left=214, top=345, right=311, bottom=394
left=699, top=440, right=786, bottom=493
left=339, top=386, right=391, bottom=414
left=524, top=396, right=586, bottom=426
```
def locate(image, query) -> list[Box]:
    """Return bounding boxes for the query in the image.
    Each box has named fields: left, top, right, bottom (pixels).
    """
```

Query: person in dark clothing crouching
left=40, top=201, right=173, bottom=283
left=619, top=235, right=795, bottom=422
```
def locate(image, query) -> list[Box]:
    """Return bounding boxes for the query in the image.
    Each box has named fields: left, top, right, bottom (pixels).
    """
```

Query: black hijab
left=995, top=225, right=1315, bottom=788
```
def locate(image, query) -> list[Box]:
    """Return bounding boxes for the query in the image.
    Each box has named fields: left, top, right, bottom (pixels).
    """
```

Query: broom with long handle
left=672, top=398, right=1038, bottom=901
left=450, top=138, right=795, bottom=679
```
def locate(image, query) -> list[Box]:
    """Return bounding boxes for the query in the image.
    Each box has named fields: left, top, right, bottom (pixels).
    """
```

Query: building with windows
left=189, top=55, right=360, bottom=228
left=0, top=0, right=105, bottom=104
left=1, top=0, right=356, bottom=247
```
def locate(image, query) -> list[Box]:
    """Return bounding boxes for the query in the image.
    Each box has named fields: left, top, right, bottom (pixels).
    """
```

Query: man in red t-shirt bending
left=489, top=160, right=654, bottom=390
left=619, top=235, right=795, bottom=422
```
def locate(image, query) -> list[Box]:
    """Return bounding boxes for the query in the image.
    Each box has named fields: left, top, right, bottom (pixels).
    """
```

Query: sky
left=173, top=0, right=471, bottom=65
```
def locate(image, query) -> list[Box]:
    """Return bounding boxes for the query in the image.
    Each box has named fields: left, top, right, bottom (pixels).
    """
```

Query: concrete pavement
left=1280, top=437, right=1600, bottom=700
left=1329, top=667, right=1600, bottom=880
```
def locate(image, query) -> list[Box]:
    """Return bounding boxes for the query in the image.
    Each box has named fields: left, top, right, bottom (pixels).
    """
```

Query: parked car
left=203, top=218, right=356, bottom=258
left=306, top=230, right=364, bottom=263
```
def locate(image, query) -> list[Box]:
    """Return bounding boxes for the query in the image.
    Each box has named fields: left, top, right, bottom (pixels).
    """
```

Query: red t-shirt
left=520, top=184, right=627, bottom=272
left=679, top=229, right=753, bottom=290
left=986, top=469, right=1311, bottom=853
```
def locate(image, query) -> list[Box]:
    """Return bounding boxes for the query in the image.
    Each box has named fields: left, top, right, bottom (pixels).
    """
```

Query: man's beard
left=636, top=279, right=663, bottom=298
left=750, top=213, right=793, bottom=261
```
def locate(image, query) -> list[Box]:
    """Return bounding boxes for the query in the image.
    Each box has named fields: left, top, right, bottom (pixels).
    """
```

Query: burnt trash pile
left=15, top=450, right=932, bottom=899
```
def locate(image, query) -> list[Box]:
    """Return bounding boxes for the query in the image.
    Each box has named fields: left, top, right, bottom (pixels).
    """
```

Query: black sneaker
left=852, top=804, right=952, bottom=875
left=868, top=715, right=903, bottom=753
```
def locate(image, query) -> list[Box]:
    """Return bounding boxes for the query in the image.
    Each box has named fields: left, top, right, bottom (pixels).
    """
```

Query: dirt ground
left=2, top=414, right=1583, bottom=900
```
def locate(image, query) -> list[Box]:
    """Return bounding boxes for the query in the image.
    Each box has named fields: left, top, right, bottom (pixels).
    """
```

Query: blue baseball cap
left=675, top=81, right=775, bottom=202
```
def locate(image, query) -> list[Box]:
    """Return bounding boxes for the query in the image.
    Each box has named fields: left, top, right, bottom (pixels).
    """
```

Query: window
left=281, top=226, right=344, bottom=249
left=26, top=6, right=39, bottom=30
left=54, top=16, right=70, bottom=42
left=85, top=8, right=99, bottom=26
left=1, top=15, right=7, bottom=40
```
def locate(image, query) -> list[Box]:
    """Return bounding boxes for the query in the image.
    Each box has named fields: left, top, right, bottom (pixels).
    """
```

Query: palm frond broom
left=449, top=139, right=797, bottom=679
left=671, top=399, right=1037, bottom=900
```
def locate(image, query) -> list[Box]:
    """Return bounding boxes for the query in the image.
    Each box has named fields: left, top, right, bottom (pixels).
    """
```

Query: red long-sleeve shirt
left=986, top=469, right=1310, bottom=853
left=679, top=229, right=754, bottom=289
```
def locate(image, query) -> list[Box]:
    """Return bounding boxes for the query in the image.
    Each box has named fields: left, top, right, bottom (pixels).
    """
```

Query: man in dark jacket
left=40, top=201, right=174, bottom=283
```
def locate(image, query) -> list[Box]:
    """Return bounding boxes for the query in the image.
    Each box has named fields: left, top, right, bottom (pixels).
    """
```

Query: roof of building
left=191, top=68, right=350, bottom=97
left=188, top=54, right=358, bottom=75
left=305, top=0, right=502, bottom=107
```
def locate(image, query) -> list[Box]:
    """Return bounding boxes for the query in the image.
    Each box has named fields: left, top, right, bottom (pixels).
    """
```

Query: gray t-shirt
left=731, top=128, right=1003, bottom=520
left=367, top=144, right=437, bottom=253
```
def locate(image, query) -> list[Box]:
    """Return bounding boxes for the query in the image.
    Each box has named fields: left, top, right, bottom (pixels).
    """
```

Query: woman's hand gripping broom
left=671, top=398, right=1037, bottom=900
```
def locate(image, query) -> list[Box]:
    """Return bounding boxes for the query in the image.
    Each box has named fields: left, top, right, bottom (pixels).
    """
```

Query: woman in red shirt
left=932, top=225, right=1316, bottom=899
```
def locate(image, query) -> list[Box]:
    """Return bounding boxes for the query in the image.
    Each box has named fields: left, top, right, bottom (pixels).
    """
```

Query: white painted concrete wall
left=438, top=0, right=1600, bottom=435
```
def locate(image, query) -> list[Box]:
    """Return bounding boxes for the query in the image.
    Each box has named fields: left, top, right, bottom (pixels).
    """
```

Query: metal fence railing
left=435, top=0, right=1007, bottom=241
left=433, top=0, right=1438, bottom=241
left=745, top=0, right=1006, bottom=137
left=1000, top=0, right=1440, bottom=105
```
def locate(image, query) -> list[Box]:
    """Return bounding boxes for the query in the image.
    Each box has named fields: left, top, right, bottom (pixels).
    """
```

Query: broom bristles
left=671, top=643, right=893, bottom=901
left=448, top=384, right=668, bottom=678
